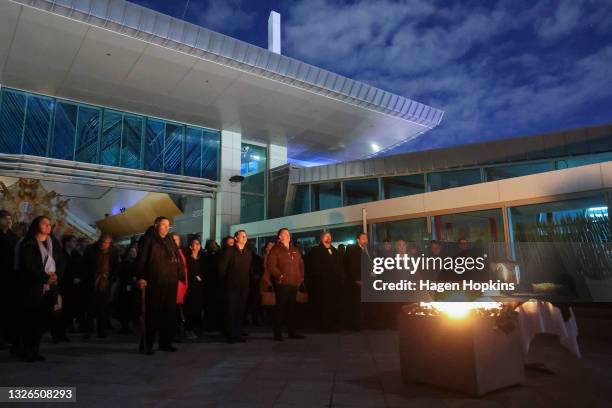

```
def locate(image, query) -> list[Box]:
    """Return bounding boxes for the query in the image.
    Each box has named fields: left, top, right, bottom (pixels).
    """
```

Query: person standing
left=118, top=244, right=138, bottom=334
left=15, top=216, right=64, bottom=362
left=267, top=228, right=305, bottom=341
left=202, top=240, right=223, bottom=332
left=60, top=235, right=81, bottom=335
left=171, top=233, right=188, bottom=341
left=0, top=210, right=18, bottom=350
left=184, top=237, right=205, bottom=338
left=82, top=234, right=118, bottom=339
left=136, top=217, right=183, bottom=354
left=307, top=232, right=344, bottom=332
left=343, top=232, right=371, bottom=331
left=218, top=230, right=253, bottom=343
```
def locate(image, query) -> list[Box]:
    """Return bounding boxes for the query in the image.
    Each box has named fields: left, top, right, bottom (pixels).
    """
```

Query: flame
left=419, top=302, right=503, bottom=319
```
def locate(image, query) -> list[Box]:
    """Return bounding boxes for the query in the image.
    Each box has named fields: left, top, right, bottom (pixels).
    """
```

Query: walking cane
left=139, top=285, right=146, bottom=353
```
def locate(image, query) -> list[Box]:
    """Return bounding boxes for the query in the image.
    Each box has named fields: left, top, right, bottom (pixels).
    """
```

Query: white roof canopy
left=0, top=0, right=443, bottom=164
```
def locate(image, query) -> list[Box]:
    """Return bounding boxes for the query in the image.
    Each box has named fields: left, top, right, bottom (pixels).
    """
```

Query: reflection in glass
left=100, top=110, right=122, bottom=166
left=202, top=130, right=220, bottom=180
left=164, top=123, right=183, bottom=175
left=144, top=119, right=164, bottom=172
left=121, top=115, right=143, bottom=169
left=22, top=95, right=52, bottom=156
left=51, top=102, right=77, bottom=160
left=0, top=90, right=26, bottom=154
left=75, top=105, right=100, bottom=163
left=184, top=127, right=202, bottom=177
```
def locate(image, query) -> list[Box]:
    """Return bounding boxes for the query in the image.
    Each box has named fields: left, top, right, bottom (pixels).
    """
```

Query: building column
left=215, top=129, right=242, bottom=242
left=268, top=143, right=288, bottom=169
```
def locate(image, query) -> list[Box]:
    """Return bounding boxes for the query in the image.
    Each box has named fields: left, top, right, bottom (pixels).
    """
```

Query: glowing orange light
left=419, top=302, right=503, bottom=319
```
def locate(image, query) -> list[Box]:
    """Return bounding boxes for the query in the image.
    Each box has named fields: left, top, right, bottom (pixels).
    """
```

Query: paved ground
left=1, top=327, right=611, bottom=407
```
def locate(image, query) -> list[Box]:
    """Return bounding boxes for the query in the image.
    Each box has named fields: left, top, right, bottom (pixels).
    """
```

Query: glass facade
left=382, top=174, right=425, bottom=199
left=428, top=168, right=482, bottom=191
left=373, top=217, right=429, bottom=245
left=240, top=143, right=267, bottom=223
left=311, top=182, right=341, bottom=211
left=433, top=208, right=505, bottom=244
left=485, top=161, right=556, bottom=181
left=291, top=184, right=310, bottom=215
left=0, top=87, right=220, bottom=180
left=509, top=194, right=611, bottom=285
left=510, top=195, right=609, bottom=243
left=343, top=178, right=379, bottom=206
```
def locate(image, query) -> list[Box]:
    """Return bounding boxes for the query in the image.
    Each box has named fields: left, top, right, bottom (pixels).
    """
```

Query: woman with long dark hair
left=15, top=216, right=64, bottom=362
left=183, top=237, right=205, bottom=338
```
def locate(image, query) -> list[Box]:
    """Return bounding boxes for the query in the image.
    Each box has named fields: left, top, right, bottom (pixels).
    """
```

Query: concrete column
left=215, top=129, right=242, bottom=242
left=268, top=143, right=288, bottom=169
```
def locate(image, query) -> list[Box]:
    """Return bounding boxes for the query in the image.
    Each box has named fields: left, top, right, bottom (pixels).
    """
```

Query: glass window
left=328, top=224, right=363, bottom=246
left=121, top=114, right=143, bottom=169
left=22, top=94, right=52, bottom=156
left=75, top=105, right=100, bottom=163
left=510, top=195, right=609, bottom=243
left=558, top=152, right=612, bottom=170
left=184, top=127, right=202, bottom=177
left=0, top=89, right=26, bottom=154
left=433, top=208, right=505, bottom=245
left=292, top=229, right=323, bottom=253
left=51, top=102, right=77, bottom=161
left=164, top=123, right=183, bottom=175
left=486, top=161, right=556, bottom=181
left=383, top=174, right=425, bottom=199
left=0, top=87, right=219, bottom=179
left=311, top=182, right=341, bottom=211
left=100, top=110, right=122, bottom=166
left=373, top=218, right=429, bottom=248
left=144, top=119, right=164, bottom=172
left=427, top=168, right=482, bottom=191
left=509, top=194, right=610, bottom=289
left=240, top=143, right=267, bottom=223
left=291, top=184, right=310, bottom=215
left=343, top=178, right=379, bottom=206
left=202, top=130, right=220, bottom=181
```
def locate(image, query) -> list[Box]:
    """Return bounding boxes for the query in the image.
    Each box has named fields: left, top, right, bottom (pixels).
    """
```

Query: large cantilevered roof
left=0, top=0, right=443, bottom=164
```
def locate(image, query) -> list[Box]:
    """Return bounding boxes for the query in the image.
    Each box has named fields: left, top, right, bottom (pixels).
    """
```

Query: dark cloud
left=281, top=0, right=612, bottom=153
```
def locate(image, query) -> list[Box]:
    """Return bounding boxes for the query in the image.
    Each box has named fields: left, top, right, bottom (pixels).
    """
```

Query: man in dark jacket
left=267, top=228, right=305, bottom=341
left=307, top=232, right=343, bottom=332
left=82, top=234, right=119, bottom=339
left=343, top=232, right=372, bottom=331
left=136, top=217, right=183, bottom=354
left=0, top=210, right=18, bottom=349
left=218, top=230, right=253, bottom=343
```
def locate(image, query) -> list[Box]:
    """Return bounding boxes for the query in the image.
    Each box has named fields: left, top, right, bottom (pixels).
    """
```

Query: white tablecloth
left=515, top=300, right=581, bottom=358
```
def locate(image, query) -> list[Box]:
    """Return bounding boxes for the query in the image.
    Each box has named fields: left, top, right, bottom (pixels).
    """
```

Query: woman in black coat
left=16, top=216, right=64, bottom=362
left=183, top=237, right=205, bottom=338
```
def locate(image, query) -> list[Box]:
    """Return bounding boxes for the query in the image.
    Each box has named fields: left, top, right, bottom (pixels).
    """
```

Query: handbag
left=261, top=285, right=276, bottom=306
left=296, top=283, right=309, bottom=304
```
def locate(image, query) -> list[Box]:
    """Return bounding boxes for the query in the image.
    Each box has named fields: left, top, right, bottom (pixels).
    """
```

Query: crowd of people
left=0, top=208, right=478, bottom=362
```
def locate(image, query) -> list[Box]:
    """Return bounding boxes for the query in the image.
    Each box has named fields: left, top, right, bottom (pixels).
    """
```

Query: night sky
left=129, top=0, right=612, bottom=156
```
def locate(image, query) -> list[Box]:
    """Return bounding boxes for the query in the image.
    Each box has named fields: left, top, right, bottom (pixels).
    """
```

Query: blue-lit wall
left=0, top=87, right=220, bottom=180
